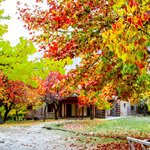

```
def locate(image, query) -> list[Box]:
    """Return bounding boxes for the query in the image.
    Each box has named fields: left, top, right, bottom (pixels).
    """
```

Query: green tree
left=0, top=1, right=72, bottom=86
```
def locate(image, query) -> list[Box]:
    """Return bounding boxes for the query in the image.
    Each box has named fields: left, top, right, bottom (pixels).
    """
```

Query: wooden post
left=41, top=107, right=43, bottom=116
left=64, top=104, right=66, bottom=117
left=82, top=107, right=84, bottom=119
left=60, top=103, right=62, bottom=118
left=90, top=105, right=94, bottom=120
left=75, top=104, right=77, bottom=119
left=93, top=106, right=96, bottom=117
left=77, top=104, right=79, bottom=118
left=127, top=137, right=150, bottom=150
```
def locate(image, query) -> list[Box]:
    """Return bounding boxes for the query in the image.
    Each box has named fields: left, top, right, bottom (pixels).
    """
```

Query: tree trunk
left=0, top=112, right=3, bottom=124
left=143, top=104, right=146, bottom=116
left=43, top=104, right=47, bottom=122
left=3, top=103, right=13, bottom=122
left=54, top=109, right=58, bottom=120
left=53, top=103, right=60, bottom=120
left=3, top=110, right=9, bottom=122
left=90, top=105, right=94, bottom=120
left=15, top=110, right=19, bottom=121
left=53, top=104, right=59, bottom=120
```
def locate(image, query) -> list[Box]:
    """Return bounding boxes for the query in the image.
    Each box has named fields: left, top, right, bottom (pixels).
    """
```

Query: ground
left=0, top=123, right=75, bottom=150
left=0, top=121, right=97, bottom=150
left=0, top=117, right=150, bottom=150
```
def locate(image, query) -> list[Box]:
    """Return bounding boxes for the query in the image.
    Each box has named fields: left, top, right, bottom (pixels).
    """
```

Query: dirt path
left=0, top=123, right=77, bottom=150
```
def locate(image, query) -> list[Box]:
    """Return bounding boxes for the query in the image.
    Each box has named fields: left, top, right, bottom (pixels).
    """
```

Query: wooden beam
left=82, top=107, right=84, bottom=119
left=64, top=104, right=66, bottom=117
left=60, top=103, right=62, bottom=117
left=127, top=137, right=150, bottom=150
left=75, top=104, right=77, bottom=118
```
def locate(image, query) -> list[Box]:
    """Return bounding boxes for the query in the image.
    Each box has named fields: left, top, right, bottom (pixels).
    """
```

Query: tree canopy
left=18, top=0, right=150, bottom=108
left=38, top=71, right=66, bottom=120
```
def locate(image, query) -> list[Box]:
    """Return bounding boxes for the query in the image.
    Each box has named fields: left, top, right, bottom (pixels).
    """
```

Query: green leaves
left=0, top=3, right=69, bottom=87
left=146, top=42, right=150, bottom=47
left=137, top=51, right=144, bottom=59
left=136, top=74, right=150, bottom=85
left=102, top=57, right=108, bottom=64
left=0, top=9, right=4, bottom=16
left=121, top=64, right=137, bottom=75
left=0, top=24, right=8, bottom=37
left=0, top=36, right=68, bottom=86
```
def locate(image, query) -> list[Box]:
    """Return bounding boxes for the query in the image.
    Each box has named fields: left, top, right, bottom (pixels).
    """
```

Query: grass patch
left=89, top=117, right=150, bottom=133
left=85, top=117, right=150, bottom=139
left=46, top=117, right=150, bottom=139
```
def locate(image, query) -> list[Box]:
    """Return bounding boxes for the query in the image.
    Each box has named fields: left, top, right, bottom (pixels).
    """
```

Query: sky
left=1, top=0, right=30, bottom=45
left=1, top=0, right=81, bottom=72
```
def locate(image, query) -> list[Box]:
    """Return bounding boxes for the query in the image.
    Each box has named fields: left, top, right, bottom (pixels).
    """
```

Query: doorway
left=66, top=104, right=72, bottom=117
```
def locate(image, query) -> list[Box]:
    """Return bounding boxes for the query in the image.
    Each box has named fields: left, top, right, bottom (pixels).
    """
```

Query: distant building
left=30, top=95, right=138, bottom=119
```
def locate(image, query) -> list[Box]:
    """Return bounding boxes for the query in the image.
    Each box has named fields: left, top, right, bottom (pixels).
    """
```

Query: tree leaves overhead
left=18, top=0, right=150, bottom=106
left=0, top=36, right=68, bottom=86
left=0, top=3, right=72, bottom=87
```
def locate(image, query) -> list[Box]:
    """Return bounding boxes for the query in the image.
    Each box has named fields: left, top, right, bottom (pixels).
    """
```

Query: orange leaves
left=142, top=12, right=149, bottom=21
left=19, top=0, right=149, bottom=60
left=19, top=0, right=112, bottom=59
left=96, top=142, right=141, bottom=150
left=38, top=71, right=66, bottom=98
left=127, top=17, right=132, bottom=24
left=135, top=61, right=145, bottom=70
left=0, top=76, right=26, bottom=104
left=125, top=2, right=149, bottom=29
left=112, top=21, right=123, bottom=31
left=101, top=83, right=117, bottom=100
left=0, top=72, right=42, bottom=107
left=50, top=41, right=58, bottom=53
left=18, top=0, right=150, bottom=107
left=137, top=19, right=143, bottom=27
left=127, top=16, right=144, bottom=28
left=52, top=16, right=62, bottom=22
left=78, top=94, right=98, bottom=106
left=78, top=95, right=89, bottom=106
left=129, top=0, right=138, bottom=8
left=9, top=93, right=14, bottom=99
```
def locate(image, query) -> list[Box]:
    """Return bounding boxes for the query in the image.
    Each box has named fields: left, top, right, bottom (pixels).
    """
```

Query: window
left=47, top=104, right=53, bottom=112
left=131, top=105, right=134, bottom=110
left=124, top=103, right=126, bottom=108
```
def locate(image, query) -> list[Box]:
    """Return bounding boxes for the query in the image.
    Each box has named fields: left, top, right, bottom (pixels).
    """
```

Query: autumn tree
left=19, top=0, right=150, bottom=108
left=0, top=73, right=28, bottom=122
left=14, top=85, right=42, bottom=121
left=0, top=72, right=45, bottom=122
left=39, top=71, right=65, bottom=120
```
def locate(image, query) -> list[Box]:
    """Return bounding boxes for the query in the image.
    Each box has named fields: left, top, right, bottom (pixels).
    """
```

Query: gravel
left=0, top=123, right=77, bottom=150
